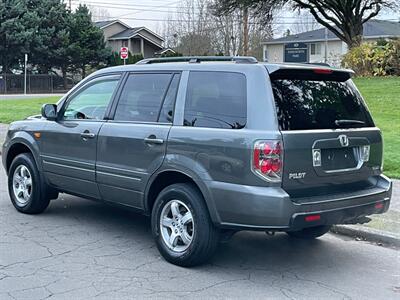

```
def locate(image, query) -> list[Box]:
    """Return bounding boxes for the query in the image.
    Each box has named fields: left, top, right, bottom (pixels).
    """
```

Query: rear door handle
left=81, top=131, right=96, bottom=139
left=144, top=135, right=164, bottom=145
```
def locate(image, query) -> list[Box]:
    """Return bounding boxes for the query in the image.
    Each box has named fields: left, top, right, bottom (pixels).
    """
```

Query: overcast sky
left=70, top=0, right=399, bottom=37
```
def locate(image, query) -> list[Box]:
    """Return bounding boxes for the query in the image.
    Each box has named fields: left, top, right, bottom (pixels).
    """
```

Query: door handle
left=80, top=131, right=96, bottom=139
left=144, top=135, right=164, bottom=145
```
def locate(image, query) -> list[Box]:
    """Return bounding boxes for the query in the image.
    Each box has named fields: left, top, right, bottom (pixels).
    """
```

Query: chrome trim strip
left=96, top=171, right=141, bottom=181
left=324, top=164, right=363, bottom=174
left=43, top=160, right=94, bottom=172
left=41, top=155, right=94, bottom=166
left=96, top=164, right=147, bottom=175
left=106, top=120, right=171, bottom=125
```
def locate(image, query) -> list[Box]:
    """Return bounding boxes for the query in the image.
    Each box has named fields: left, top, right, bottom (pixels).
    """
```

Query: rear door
left=96, top=72, right=180, bottom=209
left=268, top=68, right=383, bottom=199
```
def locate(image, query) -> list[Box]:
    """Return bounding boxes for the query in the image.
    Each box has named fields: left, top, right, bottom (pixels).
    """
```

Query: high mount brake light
left=252, top=140, right=282, bottom=182
left=313, top=68, right=333, bottom=74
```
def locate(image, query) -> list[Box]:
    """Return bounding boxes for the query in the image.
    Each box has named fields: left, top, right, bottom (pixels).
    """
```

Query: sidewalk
left=0, top=122, right=399, bottom=245
left=333, top=180, right=400, bottom=246
left=0, top=123, right=7, bottom=147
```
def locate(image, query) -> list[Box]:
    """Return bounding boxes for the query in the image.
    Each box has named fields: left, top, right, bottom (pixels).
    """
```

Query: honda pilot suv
left=2, top=56, right=392, bottom=267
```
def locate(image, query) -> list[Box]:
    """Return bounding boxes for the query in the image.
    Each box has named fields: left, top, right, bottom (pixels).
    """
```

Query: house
left=94, top=20, right=174, bottom=58
left=262, top=20, right=400, bottom=66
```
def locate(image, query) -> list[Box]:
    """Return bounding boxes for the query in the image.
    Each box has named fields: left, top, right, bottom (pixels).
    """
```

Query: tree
left=161, top=0, right=273, bottom=58
left=0, top=0, right=32, bottom=73
left=214, top=0, right=397, bottom=49
left=109, top=51, right=143, bottom=66
left=68, top=5, right=109, bottom=78
left=26, top=0, right=71, bottom=74
left=291, top=10, right=320, bottom=34
left=0, top=0, right=71, bottom=77
left=213, top=0, right=276, bottom=55
left=87, top=5, right=112, bottom=22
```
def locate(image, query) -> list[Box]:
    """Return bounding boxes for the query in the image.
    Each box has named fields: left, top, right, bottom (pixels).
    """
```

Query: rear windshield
left=271, top=76, right=374, bottom=131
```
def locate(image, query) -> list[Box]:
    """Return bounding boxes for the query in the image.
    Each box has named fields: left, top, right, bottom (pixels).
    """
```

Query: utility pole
left=24, top=54, right=28, bottom=95
left=243, top=7, right=249, bottom=56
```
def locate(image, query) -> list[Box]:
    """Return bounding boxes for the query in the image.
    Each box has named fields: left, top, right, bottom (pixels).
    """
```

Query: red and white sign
left=120, top=47, right=129, bottom=60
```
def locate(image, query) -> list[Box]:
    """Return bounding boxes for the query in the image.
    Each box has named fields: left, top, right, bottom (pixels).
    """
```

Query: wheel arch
left=6, top=139, right=40, bottom=174
left=144, top=169, right=221, bottom=224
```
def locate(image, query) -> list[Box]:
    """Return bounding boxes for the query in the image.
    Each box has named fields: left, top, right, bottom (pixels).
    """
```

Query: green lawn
left=353, top=77, right=400, bottom=179
left=0, top=96, right=61, bottom=123
left=0, top=77, right=399, bottom=178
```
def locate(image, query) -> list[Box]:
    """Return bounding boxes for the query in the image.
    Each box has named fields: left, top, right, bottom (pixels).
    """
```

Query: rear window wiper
left=335, top=119, right=365, bottom=127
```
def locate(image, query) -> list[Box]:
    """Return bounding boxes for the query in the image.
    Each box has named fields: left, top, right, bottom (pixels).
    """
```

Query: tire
left=151, top=183, right=219, bottom=267
left=286, top=225, right=332, bottom=239
left=8, top=153, right=52, bottom=214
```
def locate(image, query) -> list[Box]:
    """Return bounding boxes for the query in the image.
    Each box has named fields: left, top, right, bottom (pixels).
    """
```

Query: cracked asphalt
left=0, top=163, right=399, bottom=299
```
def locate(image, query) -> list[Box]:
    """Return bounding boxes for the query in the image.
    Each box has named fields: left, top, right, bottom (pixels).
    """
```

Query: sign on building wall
left=284, top=43, right=308, bottom=63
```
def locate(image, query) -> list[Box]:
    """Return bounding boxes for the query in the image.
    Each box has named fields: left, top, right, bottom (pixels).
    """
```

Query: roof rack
left=136, top=56, right=258, bottom=65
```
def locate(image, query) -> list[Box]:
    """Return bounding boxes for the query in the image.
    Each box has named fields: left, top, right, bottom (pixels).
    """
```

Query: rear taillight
left=252, top=140, right=282, bottom=182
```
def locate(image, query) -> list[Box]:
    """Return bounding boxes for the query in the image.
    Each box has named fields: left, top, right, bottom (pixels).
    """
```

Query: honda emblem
left=339, top=135, right=349, bottom=147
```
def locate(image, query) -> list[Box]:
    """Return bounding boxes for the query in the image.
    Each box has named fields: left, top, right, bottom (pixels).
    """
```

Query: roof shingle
left=263, top=20, right=400, bottom=44
left=108, top=27, right=142, bottom=39
left=94, top=20, right=117, bottom=28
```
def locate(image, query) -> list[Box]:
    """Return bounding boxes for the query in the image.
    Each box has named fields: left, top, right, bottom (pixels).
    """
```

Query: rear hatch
left=267, top=66, right=383, bottom=200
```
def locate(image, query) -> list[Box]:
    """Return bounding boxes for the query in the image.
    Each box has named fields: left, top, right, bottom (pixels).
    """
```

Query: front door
left=41, top=74, right=121, bottom=198
left=96, top=72, right=180, bottom=208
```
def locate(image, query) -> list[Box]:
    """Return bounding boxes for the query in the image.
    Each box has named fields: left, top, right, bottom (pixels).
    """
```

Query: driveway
left=0, top=162, right=399, bottom=299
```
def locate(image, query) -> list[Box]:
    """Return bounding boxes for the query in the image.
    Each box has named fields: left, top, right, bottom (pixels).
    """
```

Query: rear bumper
left=206, top=174, right=392, bottom=231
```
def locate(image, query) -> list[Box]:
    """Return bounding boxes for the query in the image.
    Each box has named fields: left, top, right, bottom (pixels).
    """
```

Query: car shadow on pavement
left=2, top=192, right=396, bottom=299
left=39, top=194, right=365, bottom=271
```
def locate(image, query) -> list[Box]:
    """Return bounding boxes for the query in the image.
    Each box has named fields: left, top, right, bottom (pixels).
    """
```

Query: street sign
left=284, top=42, right=308, bottom=63
left=120, top=47, right=129, bottom=60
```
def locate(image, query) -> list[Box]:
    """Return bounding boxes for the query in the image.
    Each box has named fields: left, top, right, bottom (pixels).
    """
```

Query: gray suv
left=2, top=56, right=392, bottom=267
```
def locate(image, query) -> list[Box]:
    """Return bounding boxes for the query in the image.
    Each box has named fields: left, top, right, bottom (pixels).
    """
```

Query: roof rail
left=136, top=56, right=258, bottom=65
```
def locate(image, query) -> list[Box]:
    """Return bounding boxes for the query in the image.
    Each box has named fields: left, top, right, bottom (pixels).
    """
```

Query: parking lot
left=0, top=162, right=399, bottom=299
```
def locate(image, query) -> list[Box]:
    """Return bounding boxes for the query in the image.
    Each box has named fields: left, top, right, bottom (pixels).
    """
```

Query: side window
left=63, top=76, right=120, bottom=120
left=310, top=43, right=321, bottom=55
left=184, top=71, right=247, bottom=129
left=158, top=74, right=180, bottom=123
left=114, top=73, right=172, bottom=122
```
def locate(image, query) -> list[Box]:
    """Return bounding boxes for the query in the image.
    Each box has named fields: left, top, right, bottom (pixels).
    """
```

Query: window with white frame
left=310, top=43, right=321, bottom=55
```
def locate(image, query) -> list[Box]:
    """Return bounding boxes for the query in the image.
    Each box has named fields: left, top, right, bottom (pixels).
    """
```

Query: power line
left=72, top=0, right=318, bottom=19
left=75, top=0, right=400, bottom=23
left=71, top=0, right=185, bottom=10
left=91, top=14, right=334, bottom=25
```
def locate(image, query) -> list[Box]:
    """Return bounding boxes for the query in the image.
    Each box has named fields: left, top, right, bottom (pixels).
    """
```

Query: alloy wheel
left=12, top=165, right=33, bottom=206
left=159, top=199, right=194, bottom=252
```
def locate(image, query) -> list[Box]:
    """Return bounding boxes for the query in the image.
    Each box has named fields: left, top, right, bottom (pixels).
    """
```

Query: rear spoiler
left=265, top=64, right=354, bottom=82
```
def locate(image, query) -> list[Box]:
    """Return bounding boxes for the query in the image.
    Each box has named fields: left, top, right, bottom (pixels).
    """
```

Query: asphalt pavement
left=0, top=160, right=399, bottom=299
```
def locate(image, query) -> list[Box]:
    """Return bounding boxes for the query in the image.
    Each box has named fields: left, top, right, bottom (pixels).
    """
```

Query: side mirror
left=41, top=104, right=57, bottom=120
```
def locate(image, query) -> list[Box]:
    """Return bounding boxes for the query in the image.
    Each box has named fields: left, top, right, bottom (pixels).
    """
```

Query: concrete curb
left=331, top=225, right=400, bottom=247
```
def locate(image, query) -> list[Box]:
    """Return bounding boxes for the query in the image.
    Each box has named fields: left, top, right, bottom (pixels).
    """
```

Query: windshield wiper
left=335, top=119, right=365, bottom=127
